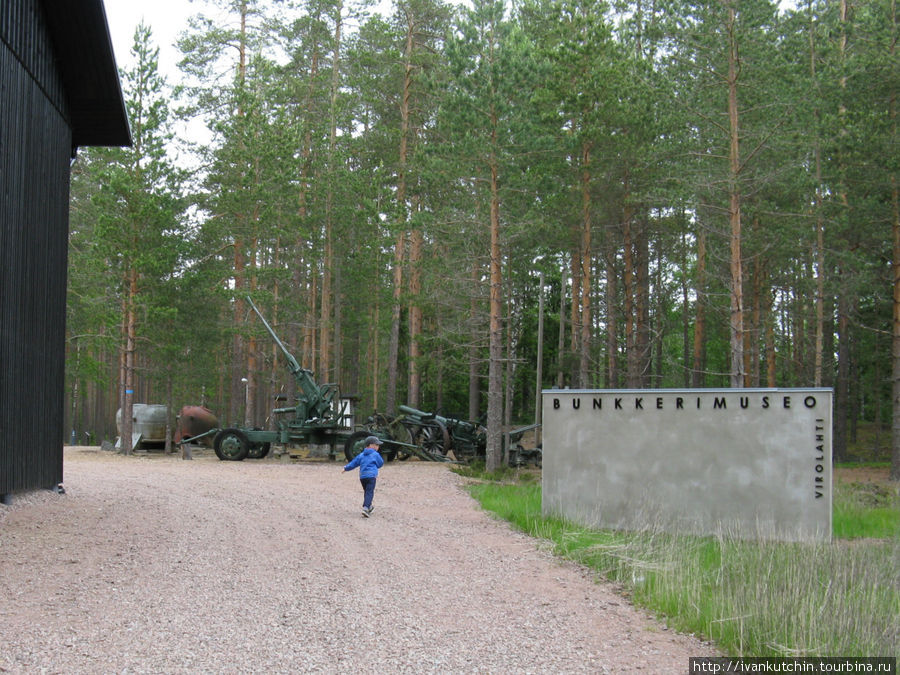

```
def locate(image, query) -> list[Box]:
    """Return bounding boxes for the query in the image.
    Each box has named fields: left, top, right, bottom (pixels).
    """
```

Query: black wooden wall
left=1, top=0, right=73, bottom=496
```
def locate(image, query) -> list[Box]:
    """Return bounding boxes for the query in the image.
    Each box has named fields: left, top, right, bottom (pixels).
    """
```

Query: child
left=342, top=436, right=385, bottom=517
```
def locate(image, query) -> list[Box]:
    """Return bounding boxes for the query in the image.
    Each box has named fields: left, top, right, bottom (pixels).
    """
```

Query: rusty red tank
left=174, top=406, right=219, bottom=447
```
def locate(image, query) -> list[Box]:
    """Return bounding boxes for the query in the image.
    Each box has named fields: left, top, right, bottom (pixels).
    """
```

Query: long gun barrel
left=399, top=405, right=478, bottom=431
left=246, top=296, right=336, bottom=422
left=399, top=404, right=438, bottom=420
left=246, top=296, right=303, bottom=378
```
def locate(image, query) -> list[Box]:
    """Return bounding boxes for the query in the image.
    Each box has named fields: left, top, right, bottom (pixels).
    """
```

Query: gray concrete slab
left=542, top=389, right=832, bottom=541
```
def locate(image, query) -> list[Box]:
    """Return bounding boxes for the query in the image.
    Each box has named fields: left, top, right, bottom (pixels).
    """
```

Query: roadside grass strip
left=464, top=479, right=899, bottom=660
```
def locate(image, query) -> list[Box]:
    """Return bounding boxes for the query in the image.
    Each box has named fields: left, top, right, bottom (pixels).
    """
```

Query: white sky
left=103, top=0, right=397, bottom=76
left=103, top=0, right=200, bottom=78
left=103, top=1, right=229, bottom=169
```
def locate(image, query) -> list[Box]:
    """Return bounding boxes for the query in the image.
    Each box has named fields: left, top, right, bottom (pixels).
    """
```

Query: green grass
left=463, top=475, right=899, bottom=659
left=833, top=477, right=900, bottom=539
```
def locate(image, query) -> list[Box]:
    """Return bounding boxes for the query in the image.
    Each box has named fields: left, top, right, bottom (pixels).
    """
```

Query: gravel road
left=0, top=447, right=715, bottom=673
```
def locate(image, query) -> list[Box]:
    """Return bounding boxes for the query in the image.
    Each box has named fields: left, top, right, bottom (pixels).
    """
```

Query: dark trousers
left=360, top=477, right=376, bottom=509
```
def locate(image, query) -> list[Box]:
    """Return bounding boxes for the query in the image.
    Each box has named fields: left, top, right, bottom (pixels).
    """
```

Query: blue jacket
left=344, top=447, right=384, bottom=479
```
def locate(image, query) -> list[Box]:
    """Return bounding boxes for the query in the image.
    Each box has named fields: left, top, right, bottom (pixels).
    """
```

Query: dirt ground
left=0, top=447, right=715, bottom=673
left=834, top=464, right=893, bottom=485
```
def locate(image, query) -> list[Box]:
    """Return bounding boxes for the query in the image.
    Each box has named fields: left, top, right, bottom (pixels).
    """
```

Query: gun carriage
left=397, top=405, right=542, bottom=467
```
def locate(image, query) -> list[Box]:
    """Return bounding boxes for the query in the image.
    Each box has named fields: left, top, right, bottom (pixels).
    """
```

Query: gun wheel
left=415, top=420, right=450, bottom=459
left=247, top=442, right=271, bottom=459
left=343, top=430, right=371, bottom=462
left=214, top=428, right=250, bottom=461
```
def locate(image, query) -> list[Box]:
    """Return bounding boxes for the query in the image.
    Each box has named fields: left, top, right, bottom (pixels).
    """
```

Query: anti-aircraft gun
left=249, top=296, right=342, bottom=429
left=181, top=297, right=357, bottom=461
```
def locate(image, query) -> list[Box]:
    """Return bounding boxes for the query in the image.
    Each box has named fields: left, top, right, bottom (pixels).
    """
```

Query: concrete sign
left=542, top=389, right=832, bottom=542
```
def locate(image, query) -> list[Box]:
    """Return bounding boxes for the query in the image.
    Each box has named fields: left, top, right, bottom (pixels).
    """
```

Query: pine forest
left=67, top=0, right=900, bottom=475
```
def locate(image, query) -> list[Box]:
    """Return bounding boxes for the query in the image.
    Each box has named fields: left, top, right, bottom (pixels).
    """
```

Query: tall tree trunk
left=304, top=274, right=318, bottom=371
left=370, top=300, right=381, bottom=410
left=230, top=2, right=249, bottom=426
left=409, top=224, right=423, bottom=408
left=556, top=263, right=567, bottom=388
left=486, top=117, right=503, bottom=472
left=504, top=292, right=516, bottom=465
left=834, top=0, right=851, bottom=461
left=247, top=236, right=258, bottom=427
left=293, top=43, right=319, bottom=362
left=654, top=241, right=665, bottom=387
left=605, top=238, right=618, bottom=388
left=273, top=241, right=284, bottom=402
left=569, top=246, right=581, bottom=359
left=231, top=271, right=246, bottom=426
left=727, top=3, right=744, bottom=389
left=120, top=271, right=137, bottom=455
left=333, top=260, right=343, bottom=389
left=808, top=0, right=826, bottom=388
left=692, top=226, right=707, bottom=387
left=386, top=234, right=404, bottom=415
left=469, top=260, right=481, bottom=421
left=890, top=0, right=899, bottom=481
left=892, top=166, right=900, bottom=480
left=766, top=286, right=776, bottom=387
left=387, top=6, right=418, bottom=415
left=635, top=217, right=651, bottom=387
left=436, top=338, right=445, bottom=413
left=623, top=198, right=637, bottom=387
left=835, top=293, right=850, bottom=462
left=402, top=12, right=423, bottom=409
left=748, top=253, right=765, bottom=387
left=578, top=141, right=593, bottom=387
left=320, top=0, right=343, bottom=383
left=681, top=228, right=691, bottom=388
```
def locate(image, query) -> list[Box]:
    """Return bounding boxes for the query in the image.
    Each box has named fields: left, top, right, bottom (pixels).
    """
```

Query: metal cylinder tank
left=116, top=404, right=169, bottom=449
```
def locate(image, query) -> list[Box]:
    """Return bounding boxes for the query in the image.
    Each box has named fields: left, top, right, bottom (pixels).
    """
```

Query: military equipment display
left=179, top=296, right=540, bottom=466
left=178, top=297, right=419, bottom=462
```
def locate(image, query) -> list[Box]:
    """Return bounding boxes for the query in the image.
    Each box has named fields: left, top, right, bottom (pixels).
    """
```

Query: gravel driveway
left=0, top=447, right=715, bottom=673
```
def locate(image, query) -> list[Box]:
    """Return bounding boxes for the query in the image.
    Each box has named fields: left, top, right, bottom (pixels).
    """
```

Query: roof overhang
left=40, top=0, right=132, bottom=148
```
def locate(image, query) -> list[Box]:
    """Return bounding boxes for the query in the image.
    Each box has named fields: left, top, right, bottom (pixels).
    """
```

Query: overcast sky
left=103, top=0, right=201, bottom=78
left=102, top=0, right=396, bottom=77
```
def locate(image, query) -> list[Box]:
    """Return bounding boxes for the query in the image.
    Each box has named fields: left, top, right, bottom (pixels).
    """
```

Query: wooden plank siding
left=1, top=0, right=127, bottom=498
left=1, top=0, right=68, bottom=119
left=1, top=31, right=71, bottom=496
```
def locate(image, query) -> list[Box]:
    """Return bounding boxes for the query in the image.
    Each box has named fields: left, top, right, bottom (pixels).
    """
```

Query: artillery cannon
left=398, top=405, right=541, bottom=466
left=179, top=297, right=364, bottom=461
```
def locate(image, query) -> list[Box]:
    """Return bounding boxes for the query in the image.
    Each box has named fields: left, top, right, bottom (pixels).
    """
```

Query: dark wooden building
left=1, top=0, right=130, bottom=500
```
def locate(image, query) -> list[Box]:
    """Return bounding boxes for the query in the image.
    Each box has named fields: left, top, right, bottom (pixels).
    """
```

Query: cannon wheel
left=377, top=428, right=410, bottom=462
left=344, top=430, right=398, bottom=462
left=365, top=416, right=409, bottom=461
left=214, top=428, right=250, bottom=461
left=247, top=442, right=271, bottom=459
left=245, top=427, right=271, bottom=459
left=343, top=430, right=371, bottom=462
left=415, top=419, right=450, bottom=459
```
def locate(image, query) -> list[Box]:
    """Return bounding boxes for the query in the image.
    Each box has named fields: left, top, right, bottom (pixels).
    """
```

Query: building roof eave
left=41, top=0, right=132, bottom=149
